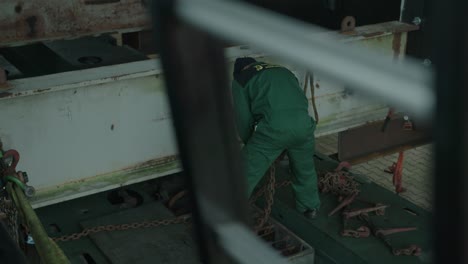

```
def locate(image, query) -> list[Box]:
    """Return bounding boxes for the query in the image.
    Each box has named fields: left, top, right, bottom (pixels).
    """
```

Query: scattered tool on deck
left=342, top=204, right=389, bottom=219
left=375, top=227, right=418, bottom=237
left=381, top=108, right=395, bottom=132
left=328, top=192, right=359, bottom=217
left=393, top=244, right=422, bottom=256
left=384, top=151, right=406, bottom=193
left=319, top=162, right=423, bottom=257
left=360, top=214, right=421, bottom=256
left=341, top=226, right=371, bottom=238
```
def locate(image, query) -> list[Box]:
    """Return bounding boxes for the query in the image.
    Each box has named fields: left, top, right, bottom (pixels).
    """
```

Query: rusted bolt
left=24, top=186, right=36, bottom=198
left=423, top=59, right=432, bottom=67
left=412, top=17, right=422, bottom=26
left=341, top=16, right=356, bottom=32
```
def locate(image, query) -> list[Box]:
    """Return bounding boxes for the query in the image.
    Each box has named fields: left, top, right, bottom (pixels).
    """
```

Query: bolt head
left=423, top=59, right=432, bottom=66
left=24, top=186, right=35, bottom=198
left=412, top=17, right=422, bottom=26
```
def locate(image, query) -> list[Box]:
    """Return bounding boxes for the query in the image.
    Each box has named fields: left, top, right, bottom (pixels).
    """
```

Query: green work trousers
left=243, top=117, right=320, bottom=212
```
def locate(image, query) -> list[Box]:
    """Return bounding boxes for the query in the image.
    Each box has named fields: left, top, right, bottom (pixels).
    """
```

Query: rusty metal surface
left=0, top=20, right=416, bottom=208
left=0, top=68, right=6, bottom=86
left=0, top=0, right=150, bottom=47
left=339, top=21, right=419, bottom=40
left=392, top=33, right=403, bottom=60
left=0, top=55, right=22, bottom=78
left=0, top=59, right=160, bottom=100
left=43, top=36, right=148, bottom=68
left=338, top=117, right=432, bottom=162
left=340, top=16, right=356, bottom=32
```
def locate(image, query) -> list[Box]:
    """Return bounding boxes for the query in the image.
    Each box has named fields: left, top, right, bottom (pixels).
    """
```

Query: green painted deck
left=81, top=202, right=197, bottom=264
left=264, top=153, right=432, bottom=263
left=35, top=154, right=432, bottom=264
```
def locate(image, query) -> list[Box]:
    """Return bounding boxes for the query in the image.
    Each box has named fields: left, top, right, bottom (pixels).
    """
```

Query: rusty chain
left=250, top=176, right=291, bottom=204
left=319, top=169, right=374, bottom=240
left=53, top=164, right=357, bottom=242
left=250, top=164, right=294, bottom=231
left=254, top=166, right=276, bottom=230
left=250, top=163, right=359, bottom=231
left=0, top=198, right=19, bottom=245
left=52, top=214, right=191, bottom=242
left=318, top=170, right=359, bottom=196
left=53, top=167, right=356, bottom=242
left=53, top=163, right=286, bottom=243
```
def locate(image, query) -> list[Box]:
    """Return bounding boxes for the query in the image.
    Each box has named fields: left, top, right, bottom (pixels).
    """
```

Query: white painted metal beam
left=176, top=0, right=434, bottom=119
left=0, top=23, right=417, bottom=207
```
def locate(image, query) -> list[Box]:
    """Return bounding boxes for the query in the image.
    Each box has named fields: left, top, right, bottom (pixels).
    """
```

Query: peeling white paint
left=0, top=23, right=414, bottom=206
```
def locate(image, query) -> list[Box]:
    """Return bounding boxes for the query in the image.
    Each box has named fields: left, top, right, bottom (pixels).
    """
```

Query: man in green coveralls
left=232, top=57, right=320, bottom=219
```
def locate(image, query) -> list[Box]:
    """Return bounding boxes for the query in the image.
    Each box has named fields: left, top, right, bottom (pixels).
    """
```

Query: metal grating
left=254, top=208, right=315, bottom=263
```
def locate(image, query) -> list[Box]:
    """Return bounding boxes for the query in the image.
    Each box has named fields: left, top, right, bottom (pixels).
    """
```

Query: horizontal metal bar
left=338, top=116, right=431, bottom=162
left=0, top=59, right=162, bottom=100
left=31, top=157, right=181, bottom=209
left=176, top=0, right=434, bottom=119
left=0, top=37, right=405, bottom=207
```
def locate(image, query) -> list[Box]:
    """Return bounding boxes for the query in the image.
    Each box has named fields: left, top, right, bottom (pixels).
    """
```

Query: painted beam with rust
left=0, top=0, right=150, bottom=47
left=338, top=117, right=432, bottom=163
left=0, top=22, right=419, bottom=208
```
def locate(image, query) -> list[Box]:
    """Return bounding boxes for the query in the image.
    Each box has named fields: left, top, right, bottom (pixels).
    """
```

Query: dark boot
left=303, top=208, right=319, bottom=219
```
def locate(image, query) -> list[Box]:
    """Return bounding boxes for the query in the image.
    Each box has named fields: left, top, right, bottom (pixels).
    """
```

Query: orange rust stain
left=392, top=33, right=402, bottom=61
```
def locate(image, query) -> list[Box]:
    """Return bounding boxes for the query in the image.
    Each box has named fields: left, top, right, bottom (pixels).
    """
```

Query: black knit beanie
left=233, top=57, right=257, bottom=76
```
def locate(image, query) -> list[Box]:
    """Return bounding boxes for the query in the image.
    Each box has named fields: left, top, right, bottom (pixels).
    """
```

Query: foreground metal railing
left=176, top=0, right=434, bottom=119
left=152, top=0, right=465, bottom=263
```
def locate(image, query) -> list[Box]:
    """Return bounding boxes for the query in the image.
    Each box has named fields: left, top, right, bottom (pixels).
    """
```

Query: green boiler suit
left=232, top=62, right=321, bottom=212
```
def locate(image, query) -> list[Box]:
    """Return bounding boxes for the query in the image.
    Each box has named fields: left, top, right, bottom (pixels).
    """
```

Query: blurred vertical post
left=432, top=0, right=468, bottom=263
left=150, top=1, right=287, bottom=263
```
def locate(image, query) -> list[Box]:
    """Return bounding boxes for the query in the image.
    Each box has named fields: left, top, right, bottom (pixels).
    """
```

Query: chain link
left=249, top=161, right=293, bottom=231
left=53, top=170, right=356, bottom=242
left=250, top=164, right=359, bottom=231
left=318, top=170, right=359, bottom=196
left=52, top=214, right=190, bottom=242
left=0, top=198, right=18, bottom=245
left=254, top=166, right=276, bottom=230
left=54, top=163, right=357, bottom=242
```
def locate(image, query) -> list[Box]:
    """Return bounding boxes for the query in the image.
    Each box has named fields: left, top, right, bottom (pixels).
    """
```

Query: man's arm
left=231, top=80, right=254, bottom=143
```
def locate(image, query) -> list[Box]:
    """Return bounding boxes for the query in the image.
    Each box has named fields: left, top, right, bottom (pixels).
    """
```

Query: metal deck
left=262, top=153, right=432, bottom=263
left=34, top=152, right=431, bottom=264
